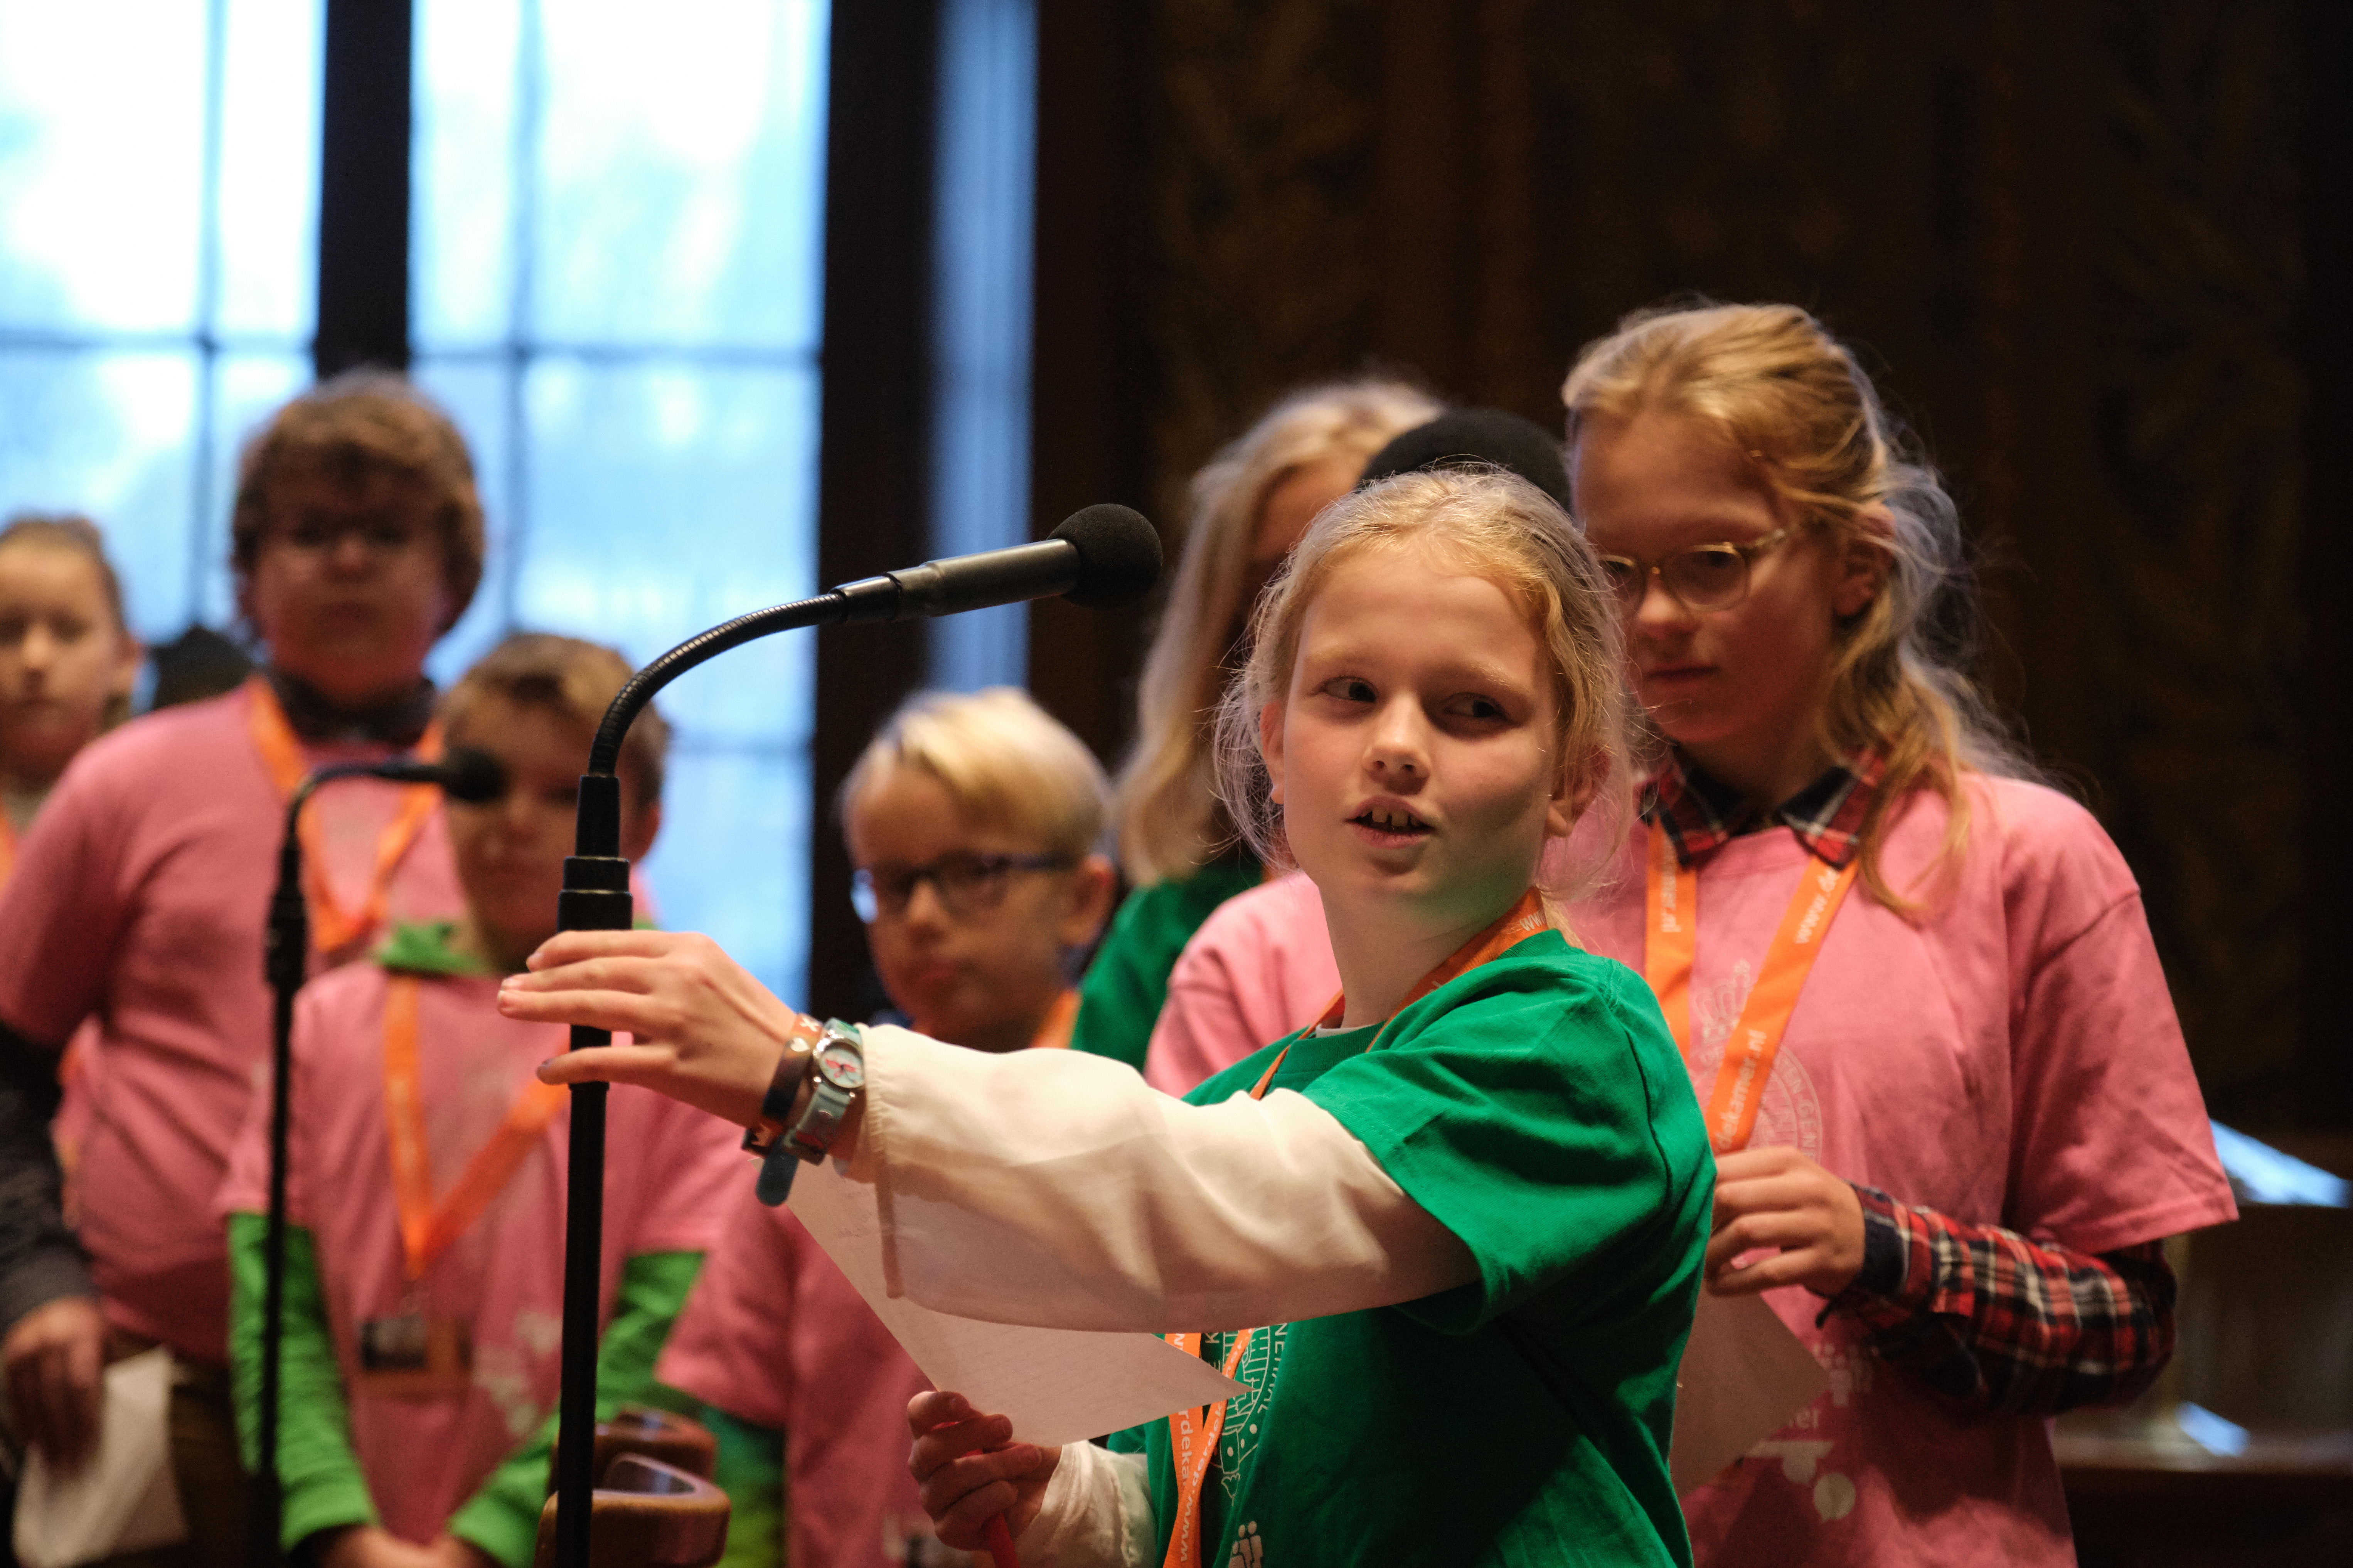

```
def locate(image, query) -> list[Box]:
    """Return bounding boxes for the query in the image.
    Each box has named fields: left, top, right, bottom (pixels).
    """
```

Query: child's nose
left=1364, top=702, right=1429, bottom=779
left=1634, top=572, right=1698, bottom=633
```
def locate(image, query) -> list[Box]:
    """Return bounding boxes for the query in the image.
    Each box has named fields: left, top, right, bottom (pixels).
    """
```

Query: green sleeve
left=1070, top=862, right=1259, bottom=1069
left=446, top=1251, right=707, bottom=1568
left=227, top=1210, right=380, bottom=1550
left=686, top=1403, right=785, bottom=1568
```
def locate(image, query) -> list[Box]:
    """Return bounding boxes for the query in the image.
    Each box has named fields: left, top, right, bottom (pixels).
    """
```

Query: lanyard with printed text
left=247, top=676, right=444, bottom=955
left=1642, top=819, right=1858, bottom=1154
left=381, top=974, right=567, bottom=1281
left=1159, top=887, right=1551, bottom=1568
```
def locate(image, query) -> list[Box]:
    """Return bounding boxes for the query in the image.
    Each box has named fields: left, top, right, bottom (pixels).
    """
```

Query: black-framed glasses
left=850, top=851, right=1074, bottom=924
left=1594, top=526, right=1796, bottom=614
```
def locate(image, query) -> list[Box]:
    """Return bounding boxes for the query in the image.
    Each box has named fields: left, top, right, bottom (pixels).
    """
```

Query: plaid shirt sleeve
left=1821, top=1185, right=2177, bottom=1417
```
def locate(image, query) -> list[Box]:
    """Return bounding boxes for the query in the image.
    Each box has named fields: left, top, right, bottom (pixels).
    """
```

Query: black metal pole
left=551, top=593, right=861, bottom=1568
left=546, top=510, right=1155, bottom=1565
left=251, top=792, right=312, bottom=1568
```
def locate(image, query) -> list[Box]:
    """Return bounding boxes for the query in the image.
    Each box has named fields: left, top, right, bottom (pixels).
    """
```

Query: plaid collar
left=1642, top=748, right=1886, bottom=868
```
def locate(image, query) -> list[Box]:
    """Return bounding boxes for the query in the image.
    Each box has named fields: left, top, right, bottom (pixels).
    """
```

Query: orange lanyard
left=0, top=813, right=14, bottom=888
left=246, top=676, right=443, bottom=955
left=1159, top=887, right=1550, bottom=1568
left=381, top=974, right=567, bottom=1280
left=1642, top=819, right=1858, bottom=1154
left=1029, top=989, right=1080, bottom=1051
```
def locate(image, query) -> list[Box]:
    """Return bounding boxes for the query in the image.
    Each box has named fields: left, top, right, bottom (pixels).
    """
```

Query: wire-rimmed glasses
left=1594, top=525, right=1797, bottom=614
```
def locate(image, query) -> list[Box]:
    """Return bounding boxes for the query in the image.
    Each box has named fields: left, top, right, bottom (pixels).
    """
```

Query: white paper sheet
left=788, top=1159, right=1243, bottom=1448
left=1667, top=1290, right=1831, bottom=1495
left=13, top=1347, right=189, bottom=1568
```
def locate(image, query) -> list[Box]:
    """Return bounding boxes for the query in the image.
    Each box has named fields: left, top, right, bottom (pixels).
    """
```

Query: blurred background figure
left=0, top=513, right=140, bottom=864
left=0, top=373, right=480, bottom=1568
left=222, top=633, right=737, bottom=1568
left=661, top=686, right=1113, bottom=1568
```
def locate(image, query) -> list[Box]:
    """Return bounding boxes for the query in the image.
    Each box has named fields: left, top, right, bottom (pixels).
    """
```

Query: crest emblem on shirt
left=1213, top=1323, right=1287, bottom=1505
left=1688, top=959, right=1824, bottom=1161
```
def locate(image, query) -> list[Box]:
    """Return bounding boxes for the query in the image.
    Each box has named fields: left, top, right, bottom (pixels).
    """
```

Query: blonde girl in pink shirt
left=1570, top=303, right=2234, bottom=1564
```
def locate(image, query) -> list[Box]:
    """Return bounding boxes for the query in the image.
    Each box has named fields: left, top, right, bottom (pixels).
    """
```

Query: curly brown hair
left=230, top=370, right=485, bottom=631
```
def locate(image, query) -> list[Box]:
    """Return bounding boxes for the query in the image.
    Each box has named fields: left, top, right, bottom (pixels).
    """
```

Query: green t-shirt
left=1069, top=859, right=1262, bottom=1069
left=1110, top=931, right=1712, bottom=1566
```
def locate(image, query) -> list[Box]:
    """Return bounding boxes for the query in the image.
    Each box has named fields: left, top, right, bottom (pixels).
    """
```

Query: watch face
left=815, top=1039, right=866, bottom=1090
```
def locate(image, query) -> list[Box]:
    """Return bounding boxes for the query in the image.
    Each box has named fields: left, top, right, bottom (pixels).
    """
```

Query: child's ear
left=1833, top=506, right=1896, bottom=619
left=1059, top=853, right=1119, bottom=949
left=620, top=799, right=663, bottom=862
left=109, top=633, right=144, bottom=699
left=1543, top=746, right=1600, bottom=841
left=1257, top=700, right=1286, bottom=806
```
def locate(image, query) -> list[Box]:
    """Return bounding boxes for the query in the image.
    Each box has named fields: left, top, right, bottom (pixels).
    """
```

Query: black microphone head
left=1050, top=504, right=1162, bottom=610
left=438, top=747, right=509, bottom=804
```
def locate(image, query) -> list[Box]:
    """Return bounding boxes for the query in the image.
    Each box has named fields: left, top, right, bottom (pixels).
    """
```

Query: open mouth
left=1350, top=804, right=1432, bottom=838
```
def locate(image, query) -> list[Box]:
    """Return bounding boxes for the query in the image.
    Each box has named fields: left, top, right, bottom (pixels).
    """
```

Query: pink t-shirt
left=1143, top=776, right=2235, bottom=1567
left=1144, top=870, right=1337, bottom=1095
left=657, top=1186, right=952, bottom=1568
left=0, top=685, right=466, bottom=1359
left=218, top=959, right=742, bottom=1546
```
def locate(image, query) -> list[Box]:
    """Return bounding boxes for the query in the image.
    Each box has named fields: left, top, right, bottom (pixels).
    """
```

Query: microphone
left=308, top=746, right=509, bottom=804
left=832, top=503, right=1162, bottom=621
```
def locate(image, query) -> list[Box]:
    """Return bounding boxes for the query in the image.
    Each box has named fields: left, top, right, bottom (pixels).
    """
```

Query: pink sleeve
left=1996, top=785, right=2237, bottom=1253
left=655, top=1188, right=800, bottom=1429
left=1144, top=874, right=1338, bottom=1095
left=0, top=753, right=131, bottom=1045
left=214, top=984, right=335, bottom=1230
left=626, top=1092, right=747, bottom=1257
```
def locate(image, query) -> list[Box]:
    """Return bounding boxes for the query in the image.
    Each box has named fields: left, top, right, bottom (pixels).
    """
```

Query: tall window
left=0, top=0, right=830, bottom=999
left=0, top=0, right=320, bottom=645
left=412, top=0, right=830, bottom=996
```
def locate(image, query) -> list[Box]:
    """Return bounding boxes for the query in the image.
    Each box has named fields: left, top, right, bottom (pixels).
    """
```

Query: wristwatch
left=753, top=1019, right=865, bottom=1206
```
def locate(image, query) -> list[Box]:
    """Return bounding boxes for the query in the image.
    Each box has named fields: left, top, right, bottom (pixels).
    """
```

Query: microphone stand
left=548, top=589, right=895, bottom=1568
left=548, top=508, right=1158, bottom=1568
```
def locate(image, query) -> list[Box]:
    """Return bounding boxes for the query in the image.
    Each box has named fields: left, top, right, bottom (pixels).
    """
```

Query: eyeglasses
left=850, top=851, right=1073, bottom=924
left=1594, top=526, right=1796, bottom=614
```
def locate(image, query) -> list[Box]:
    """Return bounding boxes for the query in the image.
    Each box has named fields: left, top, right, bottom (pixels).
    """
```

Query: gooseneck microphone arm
left=550, top=505, right=1160, bottom=1568
left=250, top=752, right=505, bottom=1568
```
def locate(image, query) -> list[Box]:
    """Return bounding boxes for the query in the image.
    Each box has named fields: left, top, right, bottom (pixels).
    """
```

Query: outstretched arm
left=504, top=932, right=1476, bottom=1333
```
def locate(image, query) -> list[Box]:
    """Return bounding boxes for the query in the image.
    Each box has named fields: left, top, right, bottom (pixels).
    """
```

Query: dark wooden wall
left=1013, top=0, right=2352, bottom=1131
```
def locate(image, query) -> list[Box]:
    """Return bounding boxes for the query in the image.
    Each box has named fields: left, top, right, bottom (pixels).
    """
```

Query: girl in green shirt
left=509, top=468, right=1713, bottom=1565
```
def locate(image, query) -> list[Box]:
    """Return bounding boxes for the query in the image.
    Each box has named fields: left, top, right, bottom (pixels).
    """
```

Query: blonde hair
left=232, top=370, right=486, bottom=632
left=1212, top=468, right=1634, bottom=900
left=1115, top=379, right=1443, bottom=884
left=841, top=686, right=1110, bottom=863
left=441, top=632, right=667, bottom=804
left=1561, top=300, right=2026, bottom=908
